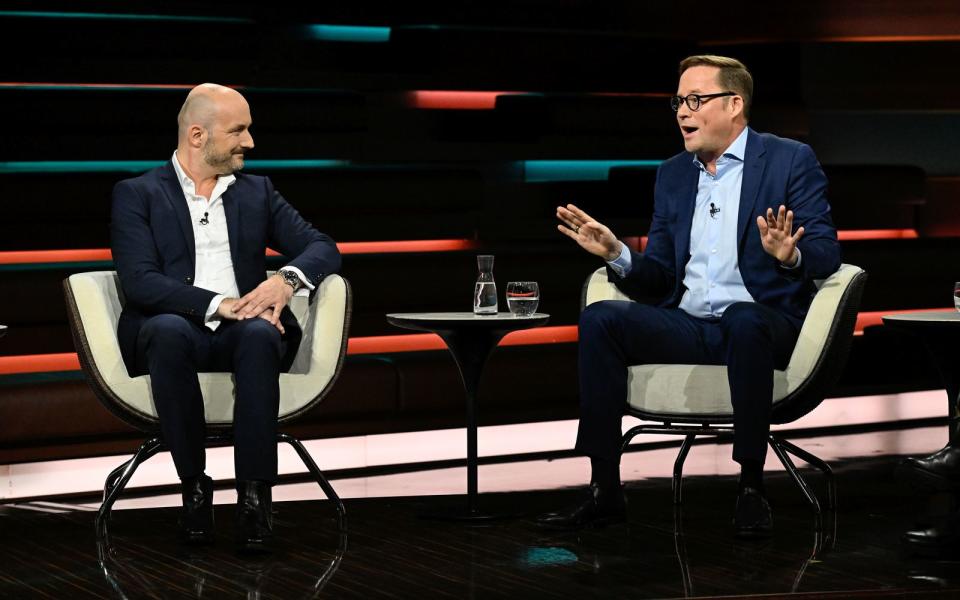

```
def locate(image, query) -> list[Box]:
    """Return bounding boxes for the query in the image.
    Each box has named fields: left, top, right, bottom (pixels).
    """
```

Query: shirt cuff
left=606, top=241, right=633, bottom=277
left=781, top=248, right=802, bottom=270
left=280, top=266, right=314, bottom=296
left=206, top=294, right=226, bottom=322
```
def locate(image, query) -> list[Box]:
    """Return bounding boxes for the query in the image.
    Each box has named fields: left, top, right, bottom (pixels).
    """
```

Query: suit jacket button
left=184, top=276, right=193, bottom=283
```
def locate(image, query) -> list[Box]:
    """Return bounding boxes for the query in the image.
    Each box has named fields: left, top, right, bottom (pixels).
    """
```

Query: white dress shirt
left=171, top=152, right=310, bottom=331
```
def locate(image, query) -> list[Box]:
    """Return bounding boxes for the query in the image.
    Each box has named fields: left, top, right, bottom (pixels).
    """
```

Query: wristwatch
left=278, top=269, right=301, bottom=292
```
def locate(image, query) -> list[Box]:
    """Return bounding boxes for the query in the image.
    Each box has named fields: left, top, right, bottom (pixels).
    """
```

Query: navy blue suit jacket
left=111, top=161, right=341, bottom=375
left=611, top=128, right=841, bottom=328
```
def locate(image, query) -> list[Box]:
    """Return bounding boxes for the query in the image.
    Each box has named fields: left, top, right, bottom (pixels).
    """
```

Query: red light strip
left=3, top=311, right=956, bottom=375
left=838, top=229, right=918, bottom=241
left=0, top=326, right=580, bottom=375
left=406, top=91, right=525, bottom=110
left=0, top=240, right=477, bottom=265
left=0, top=82, right=242, bottom=90
left=704, top=34, right=960, bottom=45
left=407, top=90, right=673, bottom=110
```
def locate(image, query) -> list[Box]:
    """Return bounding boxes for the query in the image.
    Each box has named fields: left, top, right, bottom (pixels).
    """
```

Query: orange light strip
left=0, top=326, right=581, bottom=376
left=704, top=34, right=960, bottom=45
left=0, top=353, right=80, bottom=375
left=838, top=229, right=918, bottom=241
left=4, top=311, right=958, bottom=376
left=406, top=91, right=525, bottom=110
left=854, top=308, right=953, bottom=336
left=0, top=240, right=478, bottom=265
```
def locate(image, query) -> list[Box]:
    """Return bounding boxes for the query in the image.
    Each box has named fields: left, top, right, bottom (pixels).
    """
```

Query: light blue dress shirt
left=609, top=127, right=771, bottom=318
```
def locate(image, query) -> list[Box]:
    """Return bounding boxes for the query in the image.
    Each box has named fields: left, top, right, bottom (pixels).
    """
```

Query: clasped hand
left=216, top=274, right=294, bottom=333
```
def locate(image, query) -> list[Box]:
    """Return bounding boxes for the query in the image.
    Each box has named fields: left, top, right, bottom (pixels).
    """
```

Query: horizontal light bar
left=0, top=10, right=251, bottom=23
left=705, top=34, right=960, bottom=45
left=407, top=90, right=672, bottom=110
left=524, top=160, right=663, bottom=182
left=0, top=82, right=200, bottom=91
left=407, top=91, right=532, bottom=110
left=837, top=228, right=918, bottom=241
left=0, top=240, right=477, bottom=268
left=305, top=24, right=390, bottom=43
left=0, top=160, right=350, bottom=174
left=0, top=326, right=580, bottom=376
left=2, top=309, right=954, bottom=376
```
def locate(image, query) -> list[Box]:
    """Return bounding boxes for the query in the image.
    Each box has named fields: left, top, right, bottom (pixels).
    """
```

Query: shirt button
left=711, top=249, right=717, bottom=254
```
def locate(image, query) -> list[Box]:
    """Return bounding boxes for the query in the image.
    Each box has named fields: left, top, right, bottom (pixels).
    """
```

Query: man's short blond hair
left=679, top=55, right=753, bottom=120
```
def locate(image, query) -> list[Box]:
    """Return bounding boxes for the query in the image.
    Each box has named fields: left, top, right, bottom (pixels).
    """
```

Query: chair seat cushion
left=627, top=364, right=789, bottom=417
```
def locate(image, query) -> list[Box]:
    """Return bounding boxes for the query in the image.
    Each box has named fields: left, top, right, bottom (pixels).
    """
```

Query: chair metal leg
left=96, top=437, right=164, bottom=540
left=278, top=433, right=347, bottom=530
left=775, top=436, right=837, bottom=510
left=672, top=434, right=696, bottom=505
left=620, top=423, right=664, bottom=453
left=103, top=458, right=133, bottom=503
left=768, top=435, right=823, bottom=517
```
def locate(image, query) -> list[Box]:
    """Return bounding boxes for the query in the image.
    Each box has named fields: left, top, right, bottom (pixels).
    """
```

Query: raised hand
left=756, top=205, right=804, bottom=266
left=556, top=204, right=621, bottom=261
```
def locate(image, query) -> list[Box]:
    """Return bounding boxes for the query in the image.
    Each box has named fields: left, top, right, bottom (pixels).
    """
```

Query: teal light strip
left=522, top=160, right=663, bottom=182
left=0, top=11, right=251, bottom=24
left=306, top=24, right=391, bottom=42
left=0, top=371, right=86, bottom=386
left=0, top=161, right=164, bottom=174
left=0, top=160, right=350, bottom=174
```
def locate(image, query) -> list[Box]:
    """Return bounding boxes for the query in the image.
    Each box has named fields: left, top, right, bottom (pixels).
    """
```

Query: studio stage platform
left=1, top=425, right=959, bottom=599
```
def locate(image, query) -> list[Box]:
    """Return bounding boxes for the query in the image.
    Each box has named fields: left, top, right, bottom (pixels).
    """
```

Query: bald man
left=111, top=84, right=341, bottom=551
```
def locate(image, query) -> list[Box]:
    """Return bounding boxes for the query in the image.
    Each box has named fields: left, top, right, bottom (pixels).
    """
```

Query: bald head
left=176, top=83, right=254, bottom=177
left=177, top=83, right=247, bottom=141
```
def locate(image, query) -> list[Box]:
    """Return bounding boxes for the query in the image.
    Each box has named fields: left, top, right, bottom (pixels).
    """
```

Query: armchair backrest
left=63, top=271, right=351, bottom=430
left=579, top=264, right=867, bottom=422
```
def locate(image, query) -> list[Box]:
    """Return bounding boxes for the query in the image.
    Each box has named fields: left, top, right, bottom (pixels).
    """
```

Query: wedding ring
left=574, top=225, right=580, bottom=233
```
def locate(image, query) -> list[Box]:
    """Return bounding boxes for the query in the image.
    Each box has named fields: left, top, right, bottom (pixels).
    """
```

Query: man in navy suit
left=539, top=56, right=840, bottom=537
left=111, top=84, right=341, bottom=550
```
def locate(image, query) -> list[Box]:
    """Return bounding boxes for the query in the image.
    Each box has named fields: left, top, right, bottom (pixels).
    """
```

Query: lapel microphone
left=199, top=212, right=209, bottom=226
left=709, top=202, right=720, bottom=218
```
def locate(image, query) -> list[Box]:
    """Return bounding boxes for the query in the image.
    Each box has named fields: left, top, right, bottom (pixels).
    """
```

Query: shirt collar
left=691, top=126, right=749, bottom=172
left=171, top=150, right=236, bottom=197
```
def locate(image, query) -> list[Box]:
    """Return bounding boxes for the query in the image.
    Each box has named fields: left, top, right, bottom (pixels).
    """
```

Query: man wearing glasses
left=544, top=55, right=840, bottom=537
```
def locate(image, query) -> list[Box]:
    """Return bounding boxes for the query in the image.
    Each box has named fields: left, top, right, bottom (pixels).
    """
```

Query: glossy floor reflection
left=3, top=450, right=960, bottom=598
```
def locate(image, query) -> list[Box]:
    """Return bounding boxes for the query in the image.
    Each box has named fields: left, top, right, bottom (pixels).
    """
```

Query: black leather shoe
left=236, top=480, right=273, bottom=553
left=179, top=474, right=214, bottom=545
left=897, top=445, right=960, bottom=492
left=902, top=518, right=960, bottom=558
left=536, top=483, right=627, bottom=529
left=734, top=487, right=773, bottom=539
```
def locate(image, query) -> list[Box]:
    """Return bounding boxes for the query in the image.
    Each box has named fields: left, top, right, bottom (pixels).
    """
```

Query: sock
left=590, top=456, right=621, bottom=492
left=739, top=460, right=764, bottom=493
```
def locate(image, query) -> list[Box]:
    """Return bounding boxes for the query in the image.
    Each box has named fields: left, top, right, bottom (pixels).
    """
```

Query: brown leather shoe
left=536, top=483, right=627, bottom=529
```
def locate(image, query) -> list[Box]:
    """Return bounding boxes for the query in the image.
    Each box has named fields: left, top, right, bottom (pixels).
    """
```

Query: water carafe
left=473, top=255, right=498, bottom=315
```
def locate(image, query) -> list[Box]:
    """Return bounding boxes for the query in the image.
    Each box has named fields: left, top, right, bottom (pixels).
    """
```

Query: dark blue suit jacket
left=611, top=128, right=841, bottom=328
left=111, top=161, right=341, bottom=375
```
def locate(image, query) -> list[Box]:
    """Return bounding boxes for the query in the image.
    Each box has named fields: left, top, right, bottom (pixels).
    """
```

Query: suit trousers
left=575, top=300, right=799, bottom=465
left=134, top=314, right=287, bottom=482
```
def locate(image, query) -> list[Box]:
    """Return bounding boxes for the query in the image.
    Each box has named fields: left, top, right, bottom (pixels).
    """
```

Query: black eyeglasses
left=670, top=92, right=736, bottom=112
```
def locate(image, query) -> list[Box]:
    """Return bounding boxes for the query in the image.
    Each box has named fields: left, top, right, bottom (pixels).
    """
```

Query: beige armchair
left=582, top=263, right=867, bottom=519
left=64, top=271, right=351, bottom=538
